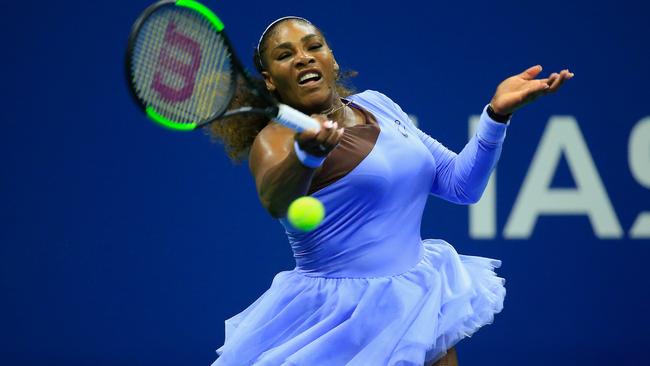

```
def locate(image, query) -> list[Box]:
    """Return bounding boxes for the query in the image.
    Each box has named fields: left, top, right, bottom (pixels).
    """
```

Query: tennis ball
left=287, top=196, right=325, bottom=232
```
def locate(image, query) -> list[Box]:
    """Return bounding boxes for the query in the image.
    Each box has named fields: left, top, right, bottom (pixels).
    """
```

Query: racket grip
left=275, top=104, right=321, bottom=132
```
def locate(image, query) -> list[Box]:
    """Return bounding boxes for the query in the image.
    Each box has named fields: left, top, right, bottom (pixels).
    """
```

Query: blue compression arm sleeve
left=415, top=106, right=508, bottom=204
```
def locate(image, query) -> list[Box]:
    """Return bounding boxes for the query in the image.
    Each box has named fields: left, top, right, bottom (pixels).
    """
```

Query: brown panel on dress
left=308, top=102, right=380, bottom=195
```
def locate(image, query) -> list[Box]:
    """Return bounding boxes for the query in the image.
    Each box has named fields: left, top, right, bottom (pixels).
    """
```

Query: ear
left=261, top=71, right=276, bottom=92
left=331, top=51, right=340, bottom=77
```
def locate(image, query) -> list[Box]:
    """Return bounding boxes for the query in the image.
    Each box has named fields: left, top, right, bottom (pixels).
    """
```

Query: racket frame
left=125, top=0, right=278, bottom=131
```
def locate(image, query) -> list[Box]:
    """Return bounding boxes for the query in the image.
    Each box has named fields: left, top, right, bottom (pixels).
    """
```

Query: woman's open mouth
left=297, top=70, right=323, bottom=87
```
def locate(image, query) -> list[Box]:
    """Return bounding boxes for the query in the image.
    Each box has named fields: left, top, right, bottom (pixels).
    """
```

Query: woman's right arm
left=249, top=118, right=344, bottom=218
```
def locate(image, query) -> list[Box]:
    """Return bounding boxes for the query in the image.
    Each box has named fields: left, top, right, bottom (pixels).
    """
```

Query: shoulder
left=248, top=122, right=294, bottom=173
left=350, top=89, right=396, bottom=105
left=254, top=121, right=294, bottom=143
left=350, top=90, right=413, bottom=125
left=350, top=90, right=407, bottom=114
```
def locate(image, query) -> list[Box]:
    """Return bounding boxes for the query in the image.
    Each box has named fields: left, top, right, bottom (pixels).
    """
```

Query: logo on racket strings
left=151, top=21, right=202, bottom=103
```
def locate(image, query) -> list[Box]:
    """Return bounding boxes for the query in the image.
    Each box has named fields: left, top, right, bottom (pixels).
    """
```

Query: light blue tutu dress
left=212, top=90, right=507, bottom=365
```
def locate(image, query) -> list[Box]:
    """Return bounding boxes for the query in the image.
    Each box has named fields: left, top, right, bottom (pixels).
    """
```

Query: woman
left=210, top=17, right=572, bottom=366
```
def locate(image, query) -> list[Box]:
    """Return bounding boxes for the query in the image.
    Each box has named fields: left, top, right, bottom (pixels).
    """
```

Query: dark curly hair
left=206, top=18, right=356, bottom=163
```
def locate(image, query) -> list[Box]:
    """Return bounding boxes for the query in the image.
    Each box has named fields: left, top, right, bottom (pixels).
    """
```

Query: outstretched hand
left=490, top=65, right=574, bottom=116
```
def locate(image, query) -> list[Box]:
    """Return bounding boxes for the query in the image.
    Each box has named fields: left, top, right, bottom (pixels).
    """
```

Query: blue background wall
left=2, top=0, right=649, bottom=364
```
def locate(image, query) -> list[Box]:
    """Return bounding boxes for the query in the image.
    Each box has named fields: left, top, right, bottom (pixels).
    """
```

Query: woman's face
left=261, top=20, right=339, bottom=114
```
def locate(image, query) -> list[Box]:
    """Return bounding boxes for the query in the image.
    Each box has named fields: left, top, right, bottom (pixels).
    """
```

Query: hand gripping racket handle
left=275, top=104, right=322, bottom=133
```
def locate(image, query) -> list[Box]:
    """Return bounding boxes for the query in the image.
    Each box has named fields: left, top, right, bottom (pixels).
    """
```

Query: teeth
left=299, top=72, right=320, bottom=83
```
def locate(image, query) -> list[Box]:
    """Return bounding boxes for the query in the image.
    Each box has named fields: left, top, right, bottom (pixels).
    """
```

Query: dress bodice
left=280, top=91, right=437, bottom=277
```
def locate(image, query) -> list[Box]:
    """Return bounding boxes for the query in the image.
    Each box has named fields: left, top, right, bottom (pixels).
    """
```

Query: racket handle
left=275, top=104, right=321, bottom=133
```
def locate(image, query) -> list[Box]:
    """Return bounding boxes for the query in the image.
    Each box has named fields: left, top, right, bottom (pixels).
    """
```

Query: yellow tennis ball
left=287, top=196, right=325, bottom=232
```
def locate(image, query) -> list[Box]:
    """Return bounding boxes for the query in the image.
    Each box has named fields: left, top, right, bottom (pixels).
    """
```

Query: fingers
left=319, top=121, right=343, bottom=149
left=547, top=72, right=562, bottom=91
left=517, top=80, right=550, bottom=104
left=525, top=68, right=574, bottom=97
left=531, top=79, right=551, bottom=93
left=324, top=122, right=344, bottom=147
left=546, top=69, right=574, bottom=93
left=493, top=66, right=574, bottom=114
left=295, top=117, right=345, bottom=157
left=543, top=73, right=558, bottom=87
left=520, top=64, right=543, bottom=80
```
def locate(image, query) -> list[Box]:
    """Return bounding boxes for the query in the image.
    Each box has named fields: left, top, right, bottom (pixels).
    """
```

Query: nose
left=294, top=49, right=315, bottom=68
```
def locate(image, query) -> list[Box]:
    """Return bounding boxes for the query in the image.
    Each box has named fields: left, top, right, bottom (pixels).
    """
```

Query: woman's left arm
left=419, top=109, right=507, bottom=204
left=425, top=65, right=574, bottom=204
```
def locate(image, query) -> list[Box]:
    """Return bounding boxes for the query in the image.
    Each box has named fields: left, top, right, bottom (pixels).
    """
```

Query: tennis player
left=209, top=17, right=572, bottom=366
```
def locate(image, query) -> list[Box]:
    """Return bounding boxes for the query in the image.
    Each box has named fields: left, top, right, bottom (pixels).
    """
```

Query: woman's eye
left=309, top=44, right=323, bottom=50
left=277, top=52, right=290, bottom=60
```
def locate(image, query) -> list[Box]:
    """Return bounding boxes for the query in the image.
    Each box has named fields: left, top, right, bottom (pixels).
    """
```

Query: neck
left=322, top=98, right=349, bottom=122
left=292, top=93, right=346, bottom=118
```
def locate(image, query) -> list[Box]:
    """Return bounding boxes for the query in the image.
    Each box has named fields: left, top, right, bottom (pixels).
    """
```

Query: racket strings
left=130, top=6, right=233, bottom=125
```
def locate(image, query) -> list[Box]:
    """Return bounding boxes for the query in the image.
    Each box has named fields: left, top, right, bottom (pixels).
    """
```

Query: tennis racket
left=125, top=0, right=321, bottom=132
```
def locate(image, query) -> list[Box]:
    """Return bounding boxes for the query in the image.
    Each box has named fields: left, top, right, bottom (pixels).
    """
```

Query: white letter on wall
left=629, top=117, right=650, bottom=238
left=469, top=115, right=497, bottom=239
left=504, top=117, right=623, bottom=239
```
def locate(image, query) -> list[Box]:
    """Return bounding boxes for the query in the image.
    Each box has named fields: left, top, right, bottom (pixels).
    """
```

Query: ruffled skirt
left=212, top=239, right=505, bottom=366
